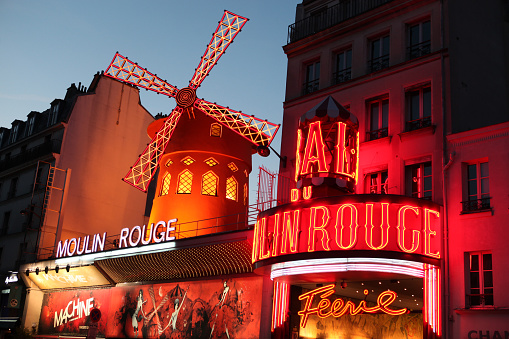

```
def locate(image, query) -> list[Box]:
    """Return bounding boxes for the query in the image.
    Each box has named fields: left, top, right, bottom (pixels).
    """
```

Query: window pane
left=424, top=163, right=432, bottom=176
left=467, top=164, right=477, bottom=180
left=345, top=50, right=352, bottom=68
left=470, top=272, right=480, bottom=288
left=371, top=39, right=380, bottom=59
left=483, top=253, right=492, bottom=270
left=381, top=100, right=389, bottom=128
left=382, top=36, right=390, bottom=56
left=424, top=177, right=432, bottom=191
left=370, top=104, right=379, bottom=130
left=337, top=53, right=345, bottom=70
left=480, top=162, right=489, bottom=177
left=410, top=25, right=419, bottom=46
left=409, top=92, right=420, bottom=120
left=422, top=21, right=431, bottom=42
left=483, top=271, right=493, bottom=288
left=485, top=293, right=494, bottom=306
left=315, top=62, right=320, bottom=80
left=470, top=254, right=479, bottom=271
left=306, top=64, right=314, bottom=82
left=423, top=87, right=431, bottom=117
left=481, top=178, right=489, bottom=195
left=468, top=180, right=478, bottom=196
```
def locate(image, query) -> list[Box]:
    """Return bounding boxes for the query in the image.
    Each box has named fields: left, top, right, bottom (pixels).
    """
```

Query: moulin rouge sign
left=252, top=195, right=441, bottom=263
left=56, top=219, right=177, bottom=258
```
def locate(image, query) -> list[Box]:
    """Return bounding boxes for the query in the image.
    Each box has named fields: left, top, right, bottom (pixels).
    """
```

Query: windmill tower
left=105, top=11, right=279, bottom=237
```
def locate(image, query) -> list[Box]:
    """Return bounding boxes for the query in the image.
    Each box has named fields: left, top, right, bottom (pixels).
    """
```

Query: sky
left=0, top=0, right=300, bottom=203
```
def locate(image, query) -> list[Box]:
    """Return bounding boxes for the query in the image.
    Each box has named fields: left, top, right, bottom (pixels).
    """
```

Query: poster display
left=39, top=275, right=263, bottom=338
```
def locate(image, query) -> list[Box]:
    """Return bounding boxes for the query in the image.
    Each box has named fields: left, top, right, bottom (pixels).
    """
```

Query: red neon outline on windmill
left=105, top=10, right=280, bottom=192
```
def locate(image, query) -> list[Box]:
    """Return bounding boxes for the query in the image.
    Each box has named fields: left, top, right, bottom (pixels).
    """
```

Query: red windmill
left=105, top=10, right=279, bottom=193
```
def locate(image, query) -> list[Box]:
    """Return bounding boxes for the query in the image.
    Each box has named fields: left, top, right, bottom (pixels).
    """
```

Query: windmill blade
left=194, top=98, right=279, bottom=147
left=123, top=107, right=184, bottom=192
left=105, top=53, right=178, bottom=98
left=188, top=11, right=248, bottom=90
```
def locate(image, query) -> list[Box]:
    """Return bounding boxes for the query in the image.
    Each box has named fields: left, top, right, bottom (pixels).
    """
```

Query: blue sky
left=0, top=1, right=300, bottom=202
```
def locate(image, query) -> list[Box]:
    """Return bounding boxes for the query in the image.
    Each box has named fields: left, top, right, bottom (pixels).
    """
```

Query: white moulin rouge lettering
left=54, top=297, right=94, bottom=327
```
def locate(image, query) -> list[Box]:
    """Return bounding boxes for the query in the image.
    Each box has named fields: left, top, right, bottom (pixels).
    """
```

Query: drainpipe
left=440, top=0, right=452, bottom=337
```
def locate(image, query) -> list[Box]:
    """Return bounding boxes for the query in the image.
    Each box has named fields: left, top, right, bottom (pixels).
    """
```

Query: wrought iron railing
left=368, top=55, right=390, bottom=72
left=461, top=197, right=491, bottom=213
left=407, top=40, right=431, bottom=60
left=406, top=116, right=432, bottom=131
left=302, top=79, right=320, bottom=95
left=332, top=68, right=352, bottom=85
left=0, top=140, right=61, bottom=172
left=288, top=0, right=396, bottom=44
left=366, top=127, right=388, bottom=141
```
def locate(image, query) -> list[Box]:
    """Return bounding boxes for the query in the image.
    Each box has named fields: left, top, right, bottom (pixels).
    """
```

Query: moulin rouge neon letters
left=298, top=284, right=407, bottom=328
left=252, top=200, right=440, bottom=262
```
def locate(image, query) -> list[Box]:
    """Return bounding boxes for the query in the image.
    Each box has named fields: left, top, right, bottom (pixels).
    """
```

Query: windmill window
left=227, top=162, right=238, bottom=172
left=181, top=156, right=195, bottom=166
left=166, top=159, right=173, bottom=167
left=226, top=176, right=238, bottom=201
left=177, top=170, right=193, bottom=194
left=160, top=172, right=171, bottom=196
left=210, top=123, right=222, bottom=137
left=201, top=171, right=218, bottom=196
left=243, top=183, right=248, bottom=205
left=204, top=157, right=219, bottom=167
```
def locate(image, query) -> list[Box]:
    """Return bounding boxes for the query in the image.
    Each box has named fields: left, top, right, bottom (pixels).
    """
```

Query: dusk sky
left=0, top=1, right=300, bottom=201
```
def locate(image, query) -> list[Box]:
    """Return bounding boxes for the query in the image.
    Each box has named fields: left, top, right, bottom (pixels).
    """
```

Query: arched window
left=177, top=170, right=193, bottom=194
left=160, top=172, right=171, bottom=196
left=210, top=123, right=222, bottom=137
left=226, top=176, right=238, bottom=201
left=201, top=171, right=218, bottom=196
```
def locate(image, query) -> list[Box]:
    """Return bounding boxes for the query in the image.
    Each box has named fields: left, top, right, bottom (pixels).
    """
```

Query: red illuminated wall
left=39, top=276, right=263, bottom=339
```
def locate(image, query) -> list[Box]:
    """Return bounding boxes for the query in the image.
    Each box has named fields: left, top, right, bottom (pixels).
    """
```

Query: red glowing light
left=300, top=121, right=328, bottom=175
left=298, top=284, right=407, bottom=328
left=105, top=11, right=279, bottom=192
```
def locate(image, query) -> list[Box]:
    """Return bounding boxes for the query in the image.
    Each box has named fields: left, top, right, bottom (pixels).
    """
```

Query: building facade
left=0, top=73, right=153, bottom=334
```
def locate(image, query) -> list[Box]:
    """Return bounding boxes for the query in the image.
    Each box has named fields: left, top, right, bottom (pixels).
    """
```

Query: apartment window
left=226, top=176, right=238, bottom=201
left=27, top=116, right=36, bottom=135
left=406, top=162, right=432, bottom=199
left=7, top=177, right=18, bottom=199
left=467, top=252, right=494, bottom=307
left=366, top=97, right=389, bottom=141
left=1, top=211, right=11, bottom=235
left=303, top=61, right=320, bottom=95
left=10, top=124, right=19, bottom=144
left=367, top=171, right=388, bottom=194
left=406, top=85, right=431, bottom=131
left=462, top=162, right=490, bottom=212
left=201, top=171, right=218, bottom=196
left=176, top=170, right=193, bottom=194
left=210, top=123, right=222, bottom=137
left=159, top=172, right=171, bottom=196
left=49, top=102, right=59, bottom=126
left=369, top=35, right=390, bottom=72
left=0, top=131, right=3, bottom=146
left=408, top=20, right=431, bottom=59
left=333, top=49, right=352, bottom=85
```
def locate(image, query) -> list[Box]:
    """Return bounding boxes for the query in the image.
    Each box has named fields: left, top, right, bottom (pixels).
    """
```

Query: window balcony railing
left=332, top=68, right=352, bottom=85
left=302, top=79, right=320, bottom=95
left=287, top=0, right=396, bottom=44
left=461, top=197, right=492, bottom=213
left=366, top=127, right=388, bottom=141
left=407, top=41, right=431, bottom=60
left=0, top=139, right=62, bottom=172
left=406, top=116, right=431, bottom=131
left=368, top=55, right=390, bottom=73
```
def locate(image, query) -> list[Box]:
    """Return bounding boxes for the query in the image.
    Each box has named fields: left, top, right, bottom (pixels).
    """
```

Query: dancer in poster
left=132, top=289, right=147, bottom=337
left=170, top=287, right=188, bottom=331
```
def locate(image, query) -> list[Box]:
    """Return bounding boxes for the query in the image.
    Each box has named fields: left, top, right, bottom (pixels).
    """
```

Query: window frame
left=176, top=169, right=193, bottom=194
left=406, top=162, right=432, bottom=200
left=462, top=161, right=491, bottom=212
left=466, top=251, right=494, bottom=308
left=332, top=48, right=352, bottom=85
left=366, top=170, right=388, bottom=194
left=407, top=19, right=431, bottom=60
left=366, top=96, right=389, bottom=141
left=201, top=171, right=219, bottom=197
left=226, top=176, right=238, bottom=201
left=405, top=85, right=432, bottom=131
left=368, top=34, right=390, bottom=72
left=303, top=60, right=320, bottom=95
left=159, top=172, right=171, bottom=197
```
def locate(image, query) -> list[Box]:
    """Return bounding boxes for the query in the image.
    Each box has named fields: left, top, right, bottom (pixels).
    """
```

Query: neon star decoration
left=105, top=11, right=280, bottom=191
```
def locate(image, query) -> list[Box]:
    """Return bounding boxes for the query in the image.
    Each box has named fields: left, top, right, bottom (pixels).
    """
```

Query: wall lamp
left=257, top=145, right=287, bottom=168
